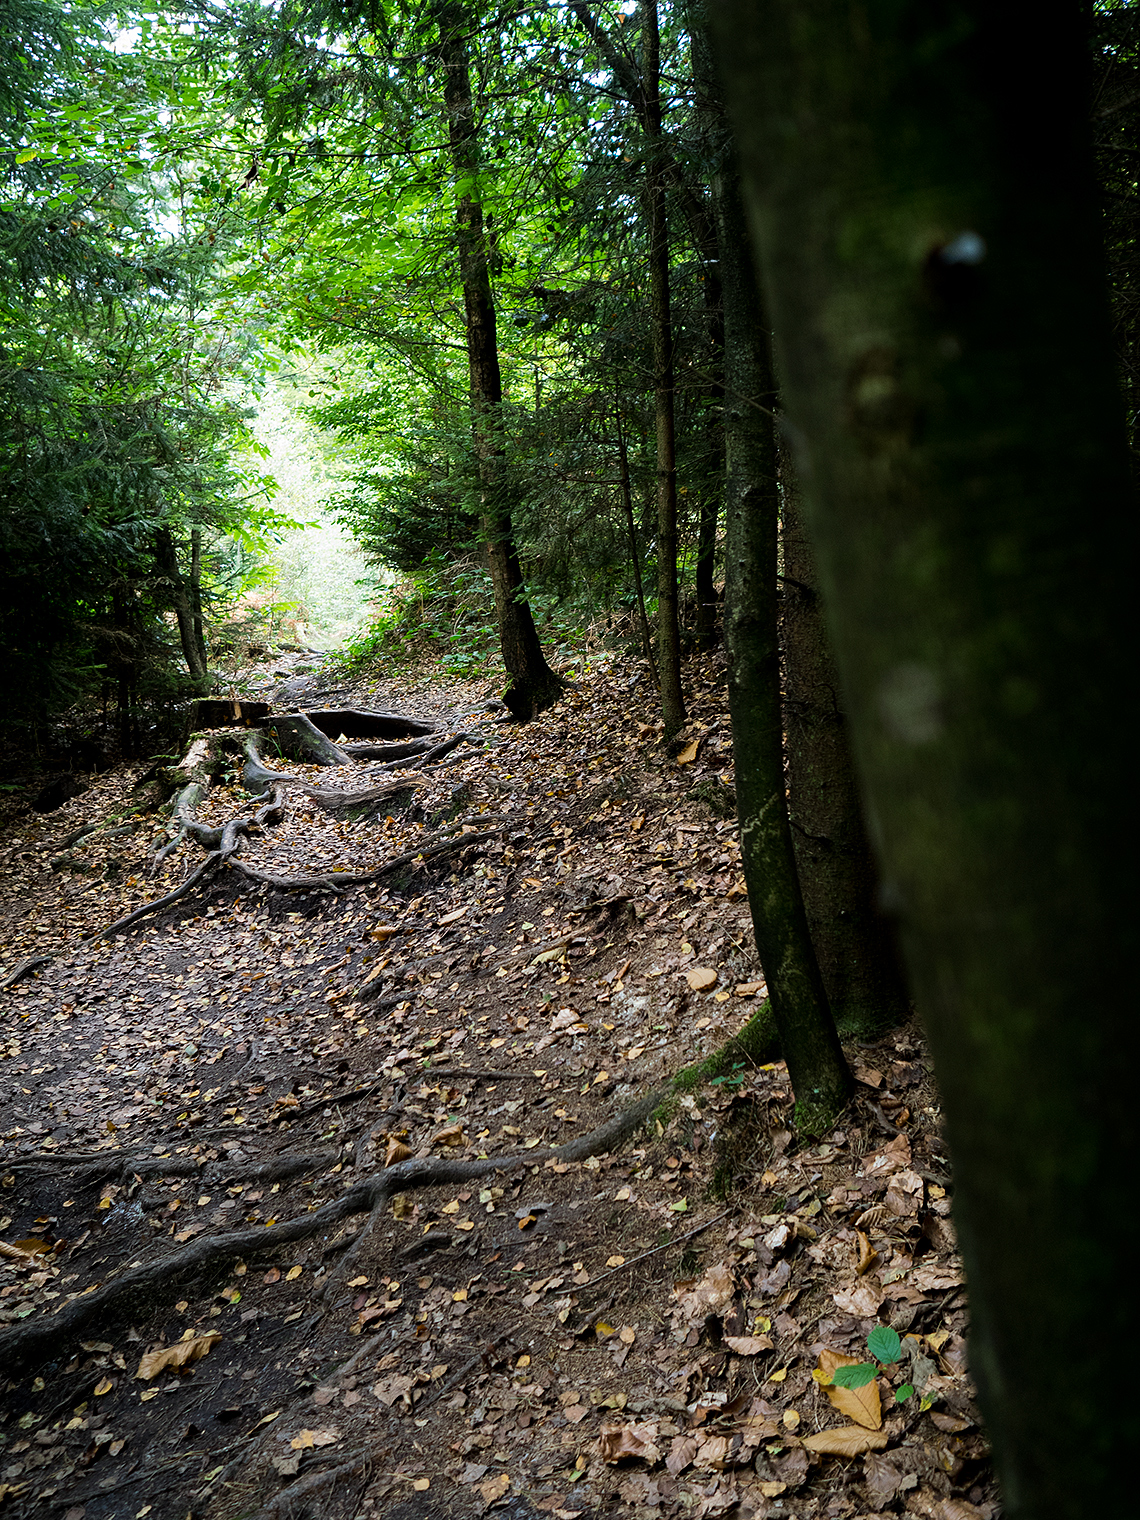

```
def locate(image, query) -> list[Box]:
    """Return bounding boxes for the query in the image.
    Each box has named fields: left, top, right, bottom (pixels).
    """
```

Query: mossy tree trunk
left=712, top=127, right=852, bottom=1136
left=781, top=466, right=910, bottom=1037
left=711, top=0, right=1132, bottom=1510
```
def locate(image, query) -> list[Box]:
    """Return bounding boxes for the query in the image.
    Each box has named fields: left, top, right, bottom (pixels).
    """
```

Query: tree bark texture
left=155, top=526, right=207, bottom=684
left=435, top=2, right=561, bottom=721
left=710, top=1, right=1133, bottom=1510
left=714, top=144, right=851, bottom=1135
left=642, top=0, right=686, bottom=738
left=781, top=468, right=910, bottom=1036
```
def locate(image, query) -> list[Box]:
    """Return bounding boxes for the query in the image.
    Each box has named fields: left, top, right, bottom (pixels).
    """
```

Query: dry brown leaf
left=801, top=1425, right=889, bottom=1457
left=136, top=1331, right=221, bottom=1381
left=478, top=1473, right=510, bottom=1502
left=384, top=1137, right=412, bottom=1166
left=733, top=980, right=764, bottom=997
left=855, top=1230, right=879, bottom=1276
left=817, top=1348, right=882, bottom=1429
left=673, top=1261, right=735, bottom=1320
left=666, top=1434, right=698, bottom=1475
left=290, top=1427, right=340, bottom=1450
left=723, top=1334, right=774, bottom=1355
left=598, top=1420, right=661, bottom=1465
left=686, top=966, right=718, bottom=991
left=676, top=739, right=700, bottom=764
left=429, top=1122, right=465, bottom=1148
left=832, top=1278, right=886, bottom=1316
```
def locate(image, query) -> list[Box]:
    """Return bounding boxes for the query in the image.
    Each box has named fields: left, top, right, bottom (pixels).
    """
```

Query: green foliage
left=831, top=1324, right=911, bottom=1400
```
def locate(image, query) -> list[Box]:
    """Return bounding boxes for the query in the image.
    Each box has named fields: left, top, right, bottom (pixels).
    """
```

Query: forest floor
left=0, top=647, right=998, bottom=1520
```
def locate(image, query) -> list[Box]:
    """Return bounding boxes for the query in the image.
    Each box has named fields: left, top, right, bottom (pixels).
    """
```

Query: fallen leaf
left=136, top=1332, right=221, bottom=1381
left=802, top=1425, right=889, bottom=1457
left=733, top=980, right=764, bottom=997
left=666, top=1434, right=698, bottom=1474
left=478, top=1473, right=510, bottom=1502
left=685, top=966, right=718, bottom=991
left=385, top=1137, right=413, bottom=1166
left=290, top=1427, right=340, bottom=1450
left=817, top=1349, right=882, bottom=1429
left=285, top=1264, right=303, bottom=1281
left=598, top=1420, right=661, bottom=1464
left=93, top=1377, right=114, bottom=1396
left=723, top=1334, right=774, bottom=1355
left=438, top=907, right=468, bottom=925
left=855, top=1230, right=879, bottom=1276
left=676, top=740, right=700, bottom=764
left=412, top=1477, right=431, bottom=1491
left=430, top=1122, right=465, bottom=1148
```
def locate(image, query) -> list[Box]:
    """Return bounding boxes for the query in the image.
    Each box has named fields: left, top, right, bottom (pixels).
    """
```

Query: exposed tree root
left=0, top=955, right=53, bottom=990
left=0, top=1085, right=664, bottom=1374
left=247, top=1452, right=369, bottom=1520
left=0, top=1006, right=788, bottom=1376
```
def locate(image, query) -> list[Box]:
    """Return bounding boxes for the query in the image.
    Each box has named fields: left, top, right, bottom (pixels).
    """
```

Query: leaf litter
left=0, top=649, right=996, bottom=1519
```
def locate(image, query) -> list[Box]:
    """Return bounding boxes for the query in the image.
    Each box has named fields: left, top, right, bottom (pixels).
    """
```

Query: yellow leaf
left=94, top=1377, right=114, bottom=1396
left=136, top=1332, right=221, bottom=1381
left=768, top=1367, right=788, bottom=1383
left=676, top=740, right=700, bottom=764
left=286, top=1265, right=302, bottom=1281
left=817, top=1348, right=882, bottom=1429
left=802, top=1425, right=890, bottom=1456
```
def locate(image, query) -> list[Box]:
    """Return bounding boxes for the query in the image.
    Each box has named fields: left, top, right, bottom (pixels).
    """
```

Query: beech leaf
left=136, top=1332, right=221, bottom=1381
left=801, top=1425, right=890, bottom=1457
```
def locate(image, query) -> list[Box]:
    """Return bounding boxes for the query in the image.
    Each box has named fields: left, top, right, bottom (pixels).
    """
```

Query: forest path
left=0, top=651, right=990, bottom=1520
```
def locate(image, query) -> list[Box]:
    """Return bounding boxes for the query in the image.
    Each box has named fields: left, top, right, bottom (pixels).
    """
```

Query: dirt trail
left=0, top=652, right=994, bottom=1520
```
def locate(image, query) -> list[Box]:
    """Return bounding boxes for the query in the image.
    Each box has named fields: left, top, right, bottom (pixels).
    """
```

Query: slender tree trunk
left=642, top=0, right=686, bottom=738
left=155, top=526, right=207, bottom=684
left=616, top=403, right=659, bottom=685
left=781, top=464, right=910, bottom=1036
left=711, top=0, right=1132, bottom=1510
left=189, top=527, right=207, bottom=673
left=692, top=272, right=724, bottom=649
left=435, top=1, right=561, bottom=721
left=714, top=149, right=851, bottom=1135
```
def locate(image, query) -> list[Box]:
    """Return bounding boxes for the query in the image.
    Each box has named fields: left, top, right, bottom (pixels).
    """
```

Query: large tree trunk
left=711, top=0, right=1132, bottom=1511
left=781, top=466, right=910, bottom=1036
left=642, top=0, right=686, bottom=738
left=714, top=142, right=851, bottom=1135
left=435, top=2, right=562, bottom=722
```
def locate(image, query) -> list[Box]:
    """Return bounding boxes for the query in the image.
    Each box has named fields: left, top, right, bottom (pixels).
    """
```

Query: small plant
left=709, top=1059, right=747, bottom=1090
left=831, top=1324, right=914, bottom=1403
